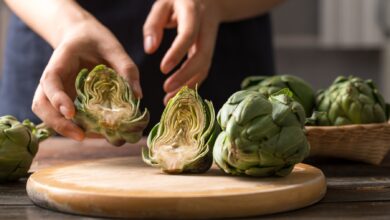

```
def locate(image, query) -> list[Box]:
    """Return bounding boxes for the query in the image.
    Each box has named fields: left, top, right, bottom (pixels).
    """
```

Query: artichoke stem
left=35, top=123, right=55, bottom=142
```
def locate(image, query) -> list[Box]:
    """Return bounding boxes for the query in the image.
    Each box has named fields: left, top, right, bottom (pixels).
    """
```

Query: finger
left=160, top=1, right=200, bottom=74
left=163, top=91, right=176, bottom=105
left=143, top=0, right=172, bottom=54
left=165, top=12, right=178, bottom=29
left=163, top=72, right=207, bottom=105
left=102, top=44, right=143, bottom=98
left=40, top=48, right=76, bottom=120
left=163, top=51, right=205, bottom=93
left=164, top=19, right=218, bottom=93
left=32, top=85, right=85, bottom=141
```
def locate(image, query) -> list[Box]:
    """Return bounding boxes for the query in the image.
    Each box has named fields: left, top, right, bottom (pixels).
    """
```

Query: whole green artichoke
left=0, top=115, right=52, bottom=182
left=213, top=89, right=310, bottom=177
left=143, top=86, right=219, bottom=174
left=74, top=65, right=149, bottom=146
left=314, top=76, right=389, bottom=126
left=241, top=75, right=315, bottom=116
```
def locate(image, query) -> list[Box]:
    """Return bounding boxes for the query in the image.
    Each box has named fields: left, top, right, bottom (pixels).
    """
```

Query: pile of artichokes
left=73, top=65, right=149, bottom=146
left=213, top=89, right=310, bottom=177
left=310, top=76, right=389, bottom=126
left=3, top=61, right=387, bottom=181
left=143, top=86, right=219, bottom=174
left=0, top=116, right=52, bottom=182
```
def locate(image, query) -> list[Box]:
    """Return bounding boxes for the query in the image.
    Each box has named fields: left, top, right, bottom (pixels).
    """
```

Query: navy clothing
left=0, top=0, right=275, bottom=127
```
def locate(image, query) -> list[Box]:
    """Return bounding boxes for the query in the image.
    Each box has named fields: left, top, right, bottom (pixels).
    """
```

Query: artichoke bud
left=305, top=111, right=331, bottom=126
left=73, top=65, right=149, bottom=146
left=241, top=75, right=315, bottom=117
left=143, top=86, right=219, bottom=174
left=213, top=89, right=310, bottom=177
left=313, top=76, right=388, bottom=126
left=0, top=115, right=53, bottom=182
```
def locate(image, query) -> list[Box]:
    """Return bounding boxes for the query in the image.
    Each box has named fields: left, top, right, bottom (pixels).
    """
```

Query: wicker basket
left=305, top=122, right=390, bottom=165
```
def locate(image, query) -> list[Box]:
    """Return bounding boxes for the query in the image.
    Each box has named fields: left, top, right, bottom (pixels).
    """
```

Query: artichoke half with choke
left=143, top=86, right=219, bottom=174
left=241, top=75, right=315, bottom=116
left=74, top=65, right=149, bottom=146
left=0, top=116, right=52, bottom=182
left=313, top=76, right=389, bottom=126
left=213, top=89, right=310, bottom=177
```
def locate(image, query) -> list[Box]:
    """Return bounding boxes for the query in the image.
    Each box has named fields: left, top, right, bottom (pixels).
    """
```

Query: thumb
left=103, top=45, right=143, bottom=98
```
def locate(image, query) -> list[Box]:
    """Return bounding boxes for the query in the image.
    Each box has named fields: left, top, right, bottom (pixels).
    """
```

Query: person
left=1, top=0, right=281, bottom=141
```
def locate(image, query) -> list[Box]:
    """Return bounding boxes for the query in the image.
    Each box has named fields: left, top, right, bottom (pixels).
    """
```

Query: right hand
left=32, top=18, right=141, bottom=141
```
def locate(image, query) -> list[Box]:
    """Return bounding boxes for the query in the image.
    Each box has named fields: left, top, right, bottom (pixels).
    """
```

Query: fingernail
left=144, top=35, right=154, bottom=53
left=60, top=106, right=71, bottom=119
left=72, top=131, right=85, bottom=141
left=162, top=62, right=175, bottom=74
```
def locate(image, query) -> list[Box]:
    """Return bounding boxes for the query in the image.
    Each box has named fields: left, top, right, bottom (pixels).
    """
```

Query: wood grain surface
left=26, top=157, right=326, bottom=219
left=2, top=137, right=390, bottom=219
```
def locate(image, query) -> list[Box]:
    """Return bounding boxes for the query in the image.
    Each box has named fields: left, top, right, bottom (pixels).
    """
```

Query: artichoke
left=0, top=115, right=52, bottom=182
left=305, top=111, right=330, bottom=126
left=74, top=65, right=149, bottom=146
left=314, top=76, right=389, bottom=126
left=143, top=86, right=219, bottom=174
left=241, top=75, right=315, bottom=116
left=213, top=89, right=310, bottom=177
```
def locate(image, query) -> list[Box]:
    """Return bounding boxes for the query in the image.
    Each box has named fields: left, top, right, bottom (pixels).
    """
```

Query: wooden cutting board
left=27, top=157, right=326, bottom=219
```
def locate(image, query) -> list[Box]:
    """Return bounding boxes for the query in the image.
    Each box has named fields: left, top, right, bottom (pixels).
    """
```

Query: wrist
left=202, top=0, right=223, bottom=25
left=49, top=2, right=94, bottom=48
left=208, top=0, right=228, bottom=23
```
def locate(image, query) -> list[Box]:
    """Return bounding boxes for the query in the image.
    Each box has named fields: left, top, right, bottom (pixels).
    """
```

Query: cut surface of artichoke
left=153, top=91, right=206, bottom=172
left=143, top=86, right=218, bottom=174
left=83, top=68, right=133, bottom=129
left=74, top=65, right=149, bottom=146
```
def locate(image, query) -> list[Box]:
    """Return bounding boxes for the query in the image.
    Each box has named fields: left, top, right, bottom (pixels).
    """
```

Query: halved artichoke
left=0, top=115, right=52, bottom=182
left=74, top=65, right=149, bottom=146
left=143, top=86, right=219, bottom=174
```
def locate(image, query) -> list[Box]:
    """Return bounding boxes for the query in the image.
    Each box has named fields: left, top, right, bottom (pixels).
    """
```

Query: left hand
left=143, top=0, right=221, bottom=104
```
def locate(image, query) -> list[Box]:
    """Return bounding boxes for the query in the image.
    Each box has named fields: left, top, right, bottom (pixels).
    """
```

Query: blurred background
left=273, top=0, right=390, bottom=102
left=0, top=0, right=389, bottom=100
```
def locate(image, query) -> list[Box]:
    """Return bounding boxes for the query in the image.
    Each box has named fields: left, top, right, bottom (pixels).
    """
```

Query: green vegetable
left=143, top=86, right=219, bottom=174
left=213, top=89, right=310, bottom=177
left=74, top=64, right=149, bottom=146
left=305, top=111, right=330, bottom=126
left=0, top=115, right=52, bottom=182
left=241, top=75, right=315, bottom=116
left=314, top=76, right=389, bottom=126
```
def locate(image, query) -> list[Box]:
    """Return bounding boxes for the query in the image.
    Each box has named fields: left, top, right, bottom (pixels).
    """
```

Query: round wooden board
left=27, top=157, right=326, bottom=219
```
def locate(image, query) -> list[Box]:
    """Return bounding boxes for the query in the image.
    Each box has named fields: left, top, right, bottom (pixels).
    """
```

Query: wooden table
left=1, top=138, right=390, bottom=219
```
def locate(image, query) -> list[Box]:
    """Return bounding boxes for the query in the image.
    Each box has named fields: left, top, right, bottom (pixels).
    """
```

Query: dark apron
left=0, top=0, right=275, bottom=127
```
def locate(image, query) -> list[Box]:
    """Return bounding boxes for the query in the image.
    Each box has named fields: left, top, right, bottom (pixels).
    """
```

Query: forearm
left=216, top=0, right=285, bottom=22
left=5, top=0, right=92, bottom=48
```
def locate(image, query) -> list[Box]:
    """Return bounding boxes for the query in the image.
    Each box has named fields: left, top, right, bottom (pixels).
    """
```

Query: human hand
left=143, top=0, right=222, bottom=104
left=32, top=18, right=141, bottom=141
